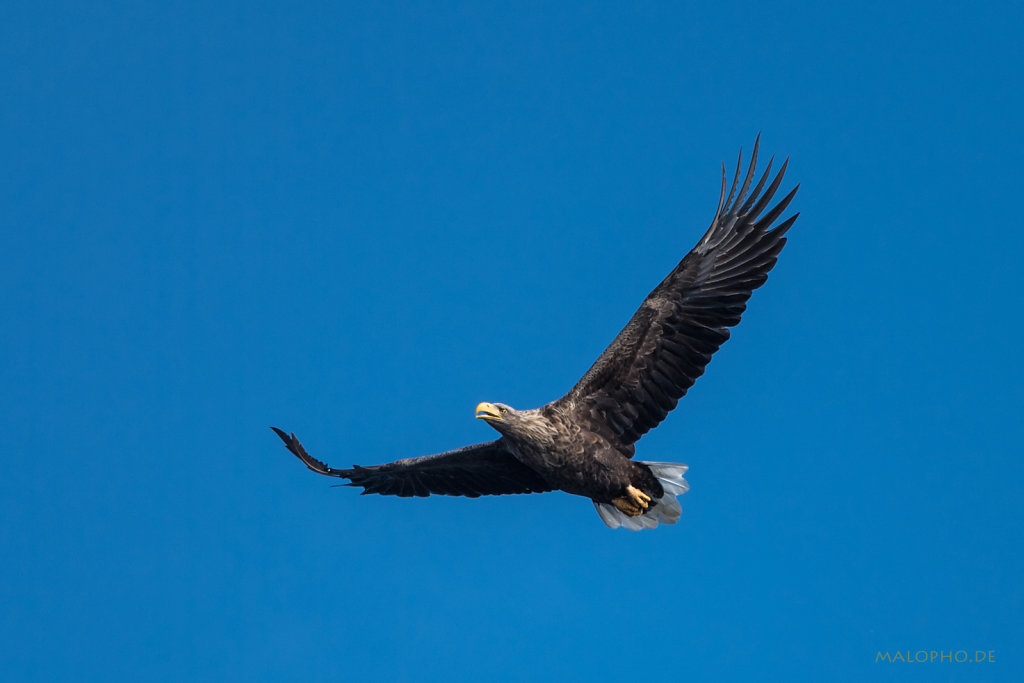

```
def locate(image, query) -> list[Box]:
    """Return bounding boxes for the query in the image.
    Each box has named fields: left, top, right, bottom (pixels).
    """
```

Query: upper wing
left=554, top=137, right=798, bottom=446
left=271, top=428, right=553, bottom=497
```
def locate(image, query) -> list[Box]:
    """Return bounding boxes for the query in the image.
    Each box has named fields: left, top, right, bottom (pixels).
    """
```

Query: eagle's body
left=493, top=405, right=659, bottom=503
left=274, top=138, right=798, bottom=530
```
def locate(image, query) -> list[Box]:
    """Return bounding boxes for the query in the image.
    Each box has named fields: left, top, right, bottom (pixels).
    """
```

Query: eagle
left=273, top=137, right=798, bottom=530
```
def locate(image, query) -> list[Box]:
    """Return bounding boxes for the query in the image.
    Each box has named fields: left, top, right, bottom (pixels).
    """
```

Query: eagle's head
left=475, top=402, right=517, bottom=432
left=475, top=402, right=555, bottom=444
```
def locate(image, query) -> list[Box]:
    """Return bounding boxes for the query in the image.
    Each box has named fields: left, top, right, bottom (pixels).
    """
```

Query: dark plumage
left=273, top=137, right=799, bottom=530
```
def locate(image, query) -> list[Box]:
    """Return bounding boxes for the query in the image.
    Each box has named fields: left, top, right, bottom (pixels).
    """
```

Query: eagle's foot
left=611, top=485, right=652, bottom=517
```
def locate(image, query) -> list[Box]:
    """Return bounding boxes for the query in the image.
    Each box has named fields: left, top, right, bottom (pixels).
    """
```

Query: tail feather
left=593, top=461, right=689, bottom=531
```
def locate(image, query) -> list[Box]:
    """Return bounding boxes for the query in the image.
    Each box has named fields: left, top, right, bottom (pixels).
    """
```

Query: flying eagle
left=273, top=138, right=798, bottom=530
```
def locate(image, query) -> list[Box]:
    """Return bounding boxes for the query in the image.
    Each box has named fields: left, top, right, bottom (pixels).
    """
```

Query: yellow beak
left=475, top=402, right=502, bottom=420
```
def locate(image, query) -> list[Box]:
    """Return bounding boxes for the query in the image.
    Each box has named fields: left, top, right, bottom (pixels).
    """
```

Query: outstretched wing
left=271, top=428, right=553, bottom=498
left=555, top=137, right=798, bottom=446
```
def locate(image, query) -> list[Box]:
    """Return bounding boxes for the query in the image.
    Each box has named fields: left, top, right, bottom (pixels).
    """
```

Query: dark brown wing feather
left=271, top=428, right=553, bottom=498
left=554, top=136, right=799, bottom=446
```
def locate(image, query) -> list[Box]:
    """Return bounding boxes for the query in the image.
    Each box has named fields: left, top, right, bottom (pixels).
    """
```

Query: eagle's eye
left=500, top=406, right=509, bottom=415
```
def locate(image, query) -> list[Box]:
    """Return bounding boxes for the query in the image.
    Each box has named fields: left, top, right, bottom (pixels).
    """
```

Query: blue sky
left=2, top=1, right=1021, bottom=680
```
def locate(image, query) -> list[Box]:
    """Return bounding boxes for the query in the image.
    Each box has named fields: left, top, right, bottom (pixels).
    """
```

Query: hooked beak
left=475, top=402, right=502, bottom=420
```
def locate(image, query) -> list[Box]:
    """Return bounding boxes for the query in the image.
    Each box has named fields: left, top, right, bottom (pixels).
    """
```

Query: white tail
left=593, top=462, right=689, bottom=531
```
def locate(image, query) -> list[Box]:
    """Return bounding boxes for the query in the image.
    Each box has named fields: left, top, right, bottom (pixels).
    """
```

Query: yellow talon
left=611, top=498, right=640, bottom=516
left=627, top=485, right=651, bottom=509
left=612, top=485, right=652, bottom=517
